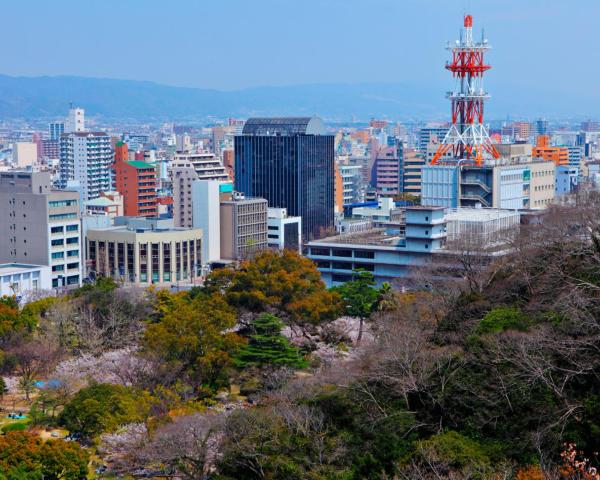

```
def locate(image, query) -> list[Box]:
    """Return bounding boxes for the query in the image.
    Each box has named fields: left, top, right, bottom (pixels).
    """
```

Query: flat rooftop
left=0, top=263, right=46, bottom=275
left=309, top=228, right=405, bottom=248
left=445, top=208, right=520, bottom=223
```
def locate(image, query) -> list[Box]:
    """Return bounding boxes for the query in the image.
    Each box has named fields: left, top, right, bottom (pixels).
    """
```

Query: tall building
left=235, top=117, right=335, bottom=240
left=535, top=118, right=549, bottom=137
left=172, top=153, right=229, bottom=228
left=49, top=122, right=65, bottom=141
left=59, top=132, right=112, bottom=201
left=41, top=140, right=60, bottom=161
left=513, top=122, right=533, bottom=142
left=0, top=171, right=82, bottom=289
left=399, top=149, right=426, bottom=197
left=374, top=146, right=400, bottom=196
left=220, top=194, right=268, bottom=260
left=417, top=127, right=449, bottom=153
left=66, top=107, right=85, bottom=133
left=191, top=180, right=232, bottom=265
left=114, top=141, right=158, bottom=217
left=340, top=164, right=363, bottom=205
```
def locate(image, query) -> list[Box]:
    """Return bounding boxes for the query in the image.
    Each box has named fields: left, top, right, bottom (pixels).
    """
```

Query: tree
left=205, top=250, right=342, bottom=329
left=7, top=338, right=61, bottom=401
left=59, top=383, right=151, bottom=439
left=0, top=431, right=88, bottom=480
left=112, top=414, right=224, bottom=479
left=143, top=291, right=244, bottom=390
left=332, top=270, right=379, bottom=344
left=0, top=376, right=7, bottom=400
left=235, top=313, right=308, bottom=369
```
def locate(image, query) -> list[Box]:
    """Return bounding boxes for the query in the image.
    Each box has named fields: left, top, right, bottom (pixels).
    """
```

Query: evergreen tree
left=235, top=314, right=308, bottom=369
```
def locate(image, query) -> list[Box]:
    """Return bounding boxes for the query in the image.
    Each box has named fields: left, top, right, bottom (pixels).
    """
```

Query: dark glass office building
left=235, top=117, right=335, bottom=241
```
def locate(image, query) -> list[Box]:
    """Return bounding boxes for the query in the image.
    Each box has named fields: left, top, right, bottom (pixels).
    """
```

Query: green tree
left=475, top=306, right=530, bottom=335
left=0, top=431, right=88, bottom=480
left=143, top=291, right=244, bottom=390
left=235, top=313, right=308, bottom=369
left=332, top=270, right=379, bottom=344
left=59, top=383, right=150, bottom=439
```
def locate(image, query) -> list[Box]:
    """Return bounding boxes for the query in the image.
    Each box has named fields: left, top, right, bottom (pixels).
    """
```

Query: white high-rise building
left=59, top=132, right=112, bottom=202
left=191, top=180, right=229, bottom=265
left=66, top=107, right=85, bottom=133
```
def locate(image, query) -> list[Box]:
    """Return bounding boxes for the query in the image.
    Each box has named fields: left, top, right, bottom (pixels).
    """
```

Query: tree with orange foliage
left=516, top=465, right=545, bottom=480
left=205, top=250, right=342, bottom=329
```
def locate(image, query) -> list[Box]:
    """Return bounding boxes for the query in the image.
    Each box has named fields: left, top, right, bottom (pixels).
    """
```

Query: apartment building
left=114, top=141, right=158, bottom=217
left=172, top=153, right=230, bottom=228
left=374, top=146, right=400, bottom=196
left=0, top=171, right=82, bottom=288
left=59, top=131, right=112, bottom=201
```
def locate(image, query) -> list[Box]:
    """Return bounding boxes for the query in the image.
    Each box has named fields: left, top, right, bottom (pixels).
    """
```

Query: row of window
left=51, top=250, right=79, bottom=259
left=51, top=237, right=80, bottom=246
left=49, top=213, right=77, bottom=221
left=51, top=225, right=79, bottom=234
left=49, top=200, right=77, bottom=208
left=310, top=247, right=375, bottom=259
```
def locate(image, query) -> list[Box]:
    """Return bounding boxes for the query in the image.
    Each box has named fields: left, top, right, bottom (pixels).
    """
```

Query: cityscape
left=0, top=2, right=600, bottom=479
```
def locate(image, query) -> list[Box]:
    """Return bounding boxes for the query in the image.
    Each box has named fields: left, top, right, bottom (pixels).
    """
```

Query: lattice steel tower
left=431, top=14, right=500, bottom=166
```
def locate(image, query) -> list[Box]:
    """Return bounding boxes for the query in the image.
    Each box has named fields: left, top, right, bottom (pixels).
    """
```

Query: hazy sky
left=3, top=0, right=597, bottom=93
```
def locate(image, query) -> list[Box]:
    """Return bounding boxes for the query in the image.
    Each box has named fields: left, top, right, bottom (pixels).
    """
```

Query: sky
left=2, top=0, right=598, bottom=95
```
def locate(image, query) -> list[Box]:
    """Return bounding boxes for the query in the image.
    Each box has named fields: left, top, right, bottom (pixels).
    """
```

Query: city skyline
left=1, top=0, right=597, bottom=95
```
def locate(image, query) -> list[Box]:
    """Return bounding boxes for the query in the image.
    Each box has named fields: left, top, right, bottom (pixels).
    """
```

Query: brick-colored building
left=114, top=141, right=158, bottom=217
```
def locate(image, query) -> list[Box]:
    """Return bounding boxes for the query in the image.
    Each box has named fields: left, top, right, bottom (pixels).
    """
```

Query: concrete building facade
left=220, top=194, right=268, bottom=260
left=0, top=171, right=82, bottom=288
left=86, top=218, right=202, bottom=285
left=114, top=142, right=158, bottom=217
left=13, top=142, right=38, bottom=168
left=267, top=208, right=302, bottom=253
left=0, top=263, right=52, bottom=298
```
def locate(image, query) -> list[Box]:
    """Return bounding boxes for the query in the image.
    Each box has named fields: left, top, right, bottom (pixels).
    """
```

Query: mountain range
left=0, top=74, right=595, bottom=121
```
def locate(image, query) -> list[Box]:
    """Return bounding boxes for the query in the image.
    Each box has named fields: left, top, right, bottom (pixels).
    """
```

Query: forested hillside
left=1, top=195, right=600, bottom=479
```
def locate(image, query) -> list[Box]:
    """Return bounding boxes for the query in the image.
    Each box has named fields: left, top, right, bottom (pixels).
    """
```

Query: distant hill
left=0, top=74, right=595, bottom=121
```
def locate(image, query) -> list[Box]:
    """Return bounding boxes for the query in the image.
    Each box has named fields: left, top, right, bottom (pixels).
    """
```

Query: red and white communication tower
left=431, top=14, right=500, bottom=167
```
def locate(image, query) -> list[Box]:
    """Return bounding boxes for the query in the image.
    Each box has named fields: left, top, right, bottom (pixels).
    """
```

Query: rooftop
left=85, top=197, right=120, bottom=207
left=0, top=263, right=47, bottom=275
left=242, top=117, right=326, bottom=136
left=128, top=161, right=155, bottom=169
left=309, top=227, right=406, bottom=248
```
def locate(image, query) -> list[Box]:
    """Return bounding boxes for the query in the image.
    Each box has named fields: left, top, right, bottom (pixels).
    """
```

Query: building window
left=354, top=250, right=375, bottom=259
left=332, top=249, right=353, bottom=258
left=66, top=224, right=79, bottom=232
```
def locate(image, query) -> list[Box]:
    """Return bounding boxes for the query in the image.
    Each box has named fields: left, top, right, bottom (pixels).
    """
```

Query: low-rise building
left=86, top=217, right=202, bottom=285
left=555, top=166, right=579, bottom=196
left=0, top=263, right=52, bottom=298
left=308, top=206, right=519, bottom=287
left=307, top=206, right=447, bottom=287
left=84, top=192, right=124, bottom=217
